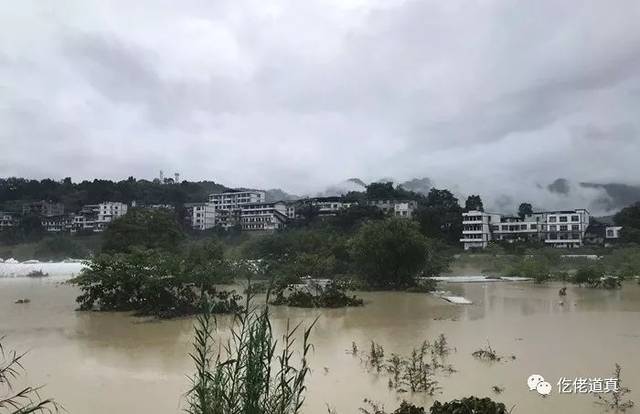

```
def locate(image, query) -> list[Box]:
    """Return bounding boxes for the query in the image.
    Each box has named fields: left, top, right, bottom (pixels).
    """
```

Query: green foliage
left=365, top=182, right=420, bottom=201
left=352, top=219, right=442, bottom=289
left=271, top=282, right=363, bottom=308
left=572, top=264, right=605, bottom=286
left=507, top=256, right=551, bottom=283
left=0, top=214, right=44, bottom=245
left=429, top=397, right=508, bottom=414
left=0, top=336, right=60, bottom=413
left=600, top=247, right=640, bottom=278
left=464, top=195, right=483, bottom=212
left=72, top=242, right=240, bottom=318
left=330, top=205, right=385, bottom=232
left=405, top=278, right=438, bottom=293
left=614, top=202, right=640, bottom=243
left=518, top=202, right=533, bottom=218
left=393, top=402, right=426, bottom=414
left=413, top=189, right=462, bottom=245
left=102, top=208, right=185, bottom=254
left=352, top=335, right=455, bottom=397
left=186, top=298, right=316, bottom=414
left=0, top=176, right=228, bottom=213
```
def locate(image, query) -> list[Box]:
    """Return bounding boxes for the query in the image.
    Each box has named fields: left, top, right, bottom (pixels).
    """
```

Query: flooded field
left=1, top=276, right=639, bottom=413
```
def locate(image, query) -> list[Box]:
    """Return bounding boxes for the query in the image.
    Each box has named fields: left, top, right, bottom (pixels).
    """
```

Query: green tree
left=414, top=189, right=462, bottom=245
left=464, top=195, right=484, bottom=212
left=366, top=182, right=399, bottom=200
left=330, top=204, right=385, bottom=231
left=73, top=243, right=240, bottom=318
left=352, top=219, right=434, bottom=288
left=518, top=203, right=533, bottom=218
left=614, top=202, right=640, bottom=243
left=102, top=208, right=185, bottom=253
left=573, top=264, right=605, bottom=286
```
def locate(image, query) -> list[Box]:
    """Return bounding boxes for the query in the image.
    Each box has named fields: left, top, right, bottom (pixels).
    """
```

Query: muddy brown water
left=1, top=277, right=639, bottom=413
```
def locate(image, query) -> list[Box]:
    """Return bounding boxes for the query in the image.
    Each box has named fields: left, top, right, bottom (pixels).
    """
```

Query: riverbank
left=2, top=276, right=639, bottom=413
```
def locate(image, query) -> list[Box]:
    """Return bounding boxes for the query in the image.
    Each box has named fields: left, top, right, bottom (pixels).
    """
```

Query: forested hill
left=0, top=177, right=230, bottom=212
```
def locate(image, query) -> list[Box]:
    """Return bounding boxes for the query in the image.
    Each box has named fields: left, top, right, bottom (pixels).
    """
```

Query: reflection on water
left=1, top=278, right=639, bottom=413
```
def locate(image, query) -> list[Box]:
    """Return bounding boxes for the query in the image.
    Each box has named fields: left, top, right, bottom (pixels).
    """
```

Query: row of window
left=242, top=217, right=274, bottom=223
left=548, top=233, right=580, bottom=240
left=548, top=215, right=580, bottom=223
left=548, top=224, right=580, bottom=231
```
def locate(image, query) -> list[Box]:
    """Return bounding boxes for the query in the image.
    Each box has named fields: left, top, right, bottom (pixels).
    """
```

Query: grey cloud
left=1, top=1, right=640, bottom=213
left=547, top=178, right=571, bottom=195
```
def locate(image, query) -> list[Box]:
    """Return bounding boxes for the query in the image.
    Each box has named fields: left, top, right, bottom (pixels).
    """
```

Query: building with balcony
left=208, top=190, right=266, bottom=211
left=461, top=210, right=501, bottom=249
left=461, top=208, right=591, bottom=249
left=240, top=202, right=288, bottom=231
left=542, top=209, right=590, bottom=248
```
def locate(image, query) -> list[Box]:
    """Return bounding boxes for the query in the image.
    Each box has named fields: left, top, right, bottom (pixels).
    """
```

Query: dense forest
left=0, top=177, right=230, bottom=213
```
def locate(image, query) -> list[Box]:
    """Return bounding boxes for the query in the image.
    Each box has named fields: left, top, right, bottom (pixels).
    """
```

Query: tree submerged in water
left=186, top=296, right=317, bottom=414
left=0, top=336, right=59, bottom=413
left=72, top=241, right=242, bottom=318
left=270, top=281, right=363, bottom=308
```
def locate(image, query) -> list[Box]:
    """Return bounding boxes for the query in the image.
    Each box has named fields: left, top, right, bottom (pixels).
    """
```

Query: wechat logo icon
left=528, top=374, right=552, bottom=396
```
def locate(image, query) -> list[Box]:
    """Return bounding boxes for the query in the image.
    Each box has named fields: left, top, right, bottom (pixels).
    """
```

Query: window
left=560, top=225, right=567, bottom=231
left=550, top=225, right=557, bottom=231
left=549, top=233, right=557, bottom=240
left=571, top=215, right=579, bottom=222
left=530, top=224, right=537, bottom=230
left=571, top=233, right=579, bottom=240
left=559, top=216, right=568, bottom=222
left=549, top=216, right=557, bottom=223
left=607, top=230, right=614, bottom=237
left=572, top=225, right=579, bottom=231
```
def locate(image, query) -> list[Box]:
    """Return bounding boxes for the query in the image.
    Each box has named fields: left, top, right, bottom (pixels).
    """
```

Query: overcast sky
left=1, top=1, right=640, bottom=213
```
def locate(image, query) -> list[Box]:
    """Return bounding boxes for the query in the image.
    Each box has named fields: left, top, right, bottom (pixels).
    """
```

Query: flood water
left=1, top=276, right=639, bottom=413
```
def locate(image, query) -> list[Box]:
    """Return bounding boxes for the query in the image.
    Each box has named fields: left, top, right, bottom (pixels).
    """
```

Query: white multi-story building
left=461, top=210, right=501, bottom=249
left=77, top=202, right=128, bottom=232
left=184, top=203, right=216, bottom=230
left=241, top=202, right=288, bottom=231
left=542, top=209, right=590, bottom=248
left=490, top=213, right=545, bottom=242
left=208, top=190, right=266, bottom=211
left=461, top=208, right=591, bottom=249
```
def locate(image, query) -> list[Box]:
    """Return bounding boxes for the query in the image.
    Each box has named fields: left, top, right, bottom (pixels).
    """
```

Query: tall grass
left=186, top=294, right=317, bottom=414
left=0, top=336, right=59, bottom=413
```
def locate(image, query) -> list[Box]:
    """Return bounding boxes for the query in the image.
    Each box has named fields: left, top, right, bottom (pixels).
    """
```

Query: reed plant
left=186, top=292, right=317, bottom=414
